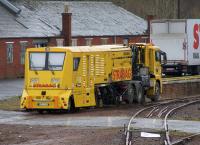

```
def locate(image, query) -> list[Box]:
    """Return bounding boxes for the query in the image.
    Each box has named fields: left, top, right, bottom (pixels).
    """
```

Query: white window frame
left=85, top=38, right=93, bottom=46
left=72, top=39, right=78, bottom=46
left=6, top=42, right=14, bottom=64
left=33, top=39, right=48, bottom=48
left=101, top=38, right=108, bottom=45
left=123, top=38, right=129, bottom=46
left=20, top=41, right=28, bottom=65
left=56, top=38, right=64, bottom=46
left=141, top=36, right=149, bottom=43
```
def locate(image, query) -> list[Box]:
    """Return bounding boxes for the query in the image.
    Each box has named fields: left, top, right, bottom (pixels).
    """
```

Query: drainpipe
left=146, top=15, right=155, bottom=43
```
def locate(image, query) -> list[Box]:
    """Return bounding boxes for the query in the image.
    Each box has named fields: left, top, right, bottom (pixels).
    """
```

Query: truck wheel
left=151, top=82, right=160, bottom=102
left=136, top=84, right=145, bottom=104
left=127, top=84, right=135, bottom=104
left=37, top=110, right=44, bottom=114
left=68, top=98, right=75, bottom=113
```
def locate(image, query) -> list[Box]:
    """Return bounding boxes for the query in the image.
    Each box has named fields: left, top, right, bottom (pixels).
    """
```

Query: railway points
left=124, top=97, right=200, bottom=145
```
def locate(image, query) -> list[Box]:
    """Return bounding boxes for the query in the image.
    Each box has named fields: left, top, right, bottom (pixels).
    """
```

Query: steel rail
left=164, top=99, right=200, bottom=145
left=125, top=105, right=159, bottom=145
left=125, top=96, right=200, bottom=145
left=146, top=107, right=158, bottom=118
left=157, top=106, right=169, bottom=118
left=125, top=100, right=176, bottom=145
left=171, top=133, right=200, bottom=145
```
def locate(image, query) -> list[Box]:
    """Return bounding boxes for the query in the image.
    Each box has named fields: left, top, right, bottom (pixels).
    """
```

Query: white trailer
left=150, top=19, right=200, bottom=75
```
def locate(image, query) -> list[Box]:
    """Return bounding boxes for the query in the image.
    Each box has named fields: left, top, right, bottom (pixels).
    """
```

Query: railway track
left=164, top=99, right=200, bottom=145
left=124, top=97, right=200, bottom=145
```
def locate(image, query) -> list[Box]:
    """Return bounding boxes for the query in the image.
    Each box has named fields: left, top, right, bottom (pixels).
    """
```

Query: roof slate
left=0, top=0, right=147, bottom=38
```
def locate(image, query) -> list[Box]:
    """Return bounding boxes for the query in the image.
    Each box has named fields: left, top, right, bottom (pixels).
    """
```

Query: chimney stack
left=62, top=5, right=72, bottom=46
left=146, top=15, right=154, bottom=43
left=146, top=15, right=154, bottom=35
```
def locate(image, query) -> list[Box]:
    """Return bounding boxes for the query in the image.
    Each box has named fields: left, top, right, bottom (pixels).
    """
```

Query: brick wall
left=162, top=81, right=200, bottom=99
left=0, top=37, right=57, bottom=79
left=73, top=35, right=147, bottom=46
left=0, top=35, right=146, bottom=79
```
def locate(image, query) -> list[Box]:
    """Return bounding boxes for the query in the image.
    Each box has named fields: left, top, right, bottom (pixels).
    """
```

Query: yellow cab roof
left=27, top=45, right=131, bottom=53
left=132, top=43, right=160, bottom=50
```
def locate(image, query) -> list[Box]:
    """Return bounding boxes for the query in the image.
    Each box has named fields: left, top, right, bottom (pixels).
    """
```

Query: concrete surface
left=0, top=77, right=200, bottom=102
left=0, top=79, right=23, bottom=100
left=0, top=110, right=200, bottom=134
left=132, top=118, right=200, bottom=134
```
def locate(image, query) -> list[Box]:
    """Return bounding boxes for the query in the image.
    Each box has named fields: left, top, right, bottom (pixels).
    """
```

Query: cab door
left=147, top=48, right=162, bottom=97
left=72, top=56, right=83, bottom=107
left=154, top=50, right=162, bottom=77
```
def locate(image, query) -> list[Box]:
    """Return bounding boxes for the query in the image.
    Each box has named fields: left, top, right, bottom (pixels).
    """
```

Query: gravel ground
left=0, top=85, right=200, bottom=145
left=0, top=124, right=124, bottom=145
left=1, top=124, right=199, bottom=145
left=171, top=103, right=200, bottom=121
left=130, top=129, right=165, bottom=145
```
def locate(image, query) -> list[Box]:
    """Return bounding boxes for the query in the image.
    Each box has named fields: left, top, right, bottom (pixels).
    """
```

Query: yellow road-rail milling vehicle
left=20, top=43, right=166, bottom=113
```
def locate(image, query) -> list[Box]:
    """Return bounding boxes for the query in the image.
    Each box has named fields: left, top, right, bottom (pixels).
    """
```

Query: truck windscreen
left=30, top=52, right=65, bottom=71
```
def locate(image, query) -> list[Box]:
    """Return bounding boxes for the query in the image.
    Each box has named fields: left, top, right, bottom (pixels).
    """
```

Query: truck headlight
left=51, top=78, right=60, bottom=84
left=30, top=78, right=39, bottom=84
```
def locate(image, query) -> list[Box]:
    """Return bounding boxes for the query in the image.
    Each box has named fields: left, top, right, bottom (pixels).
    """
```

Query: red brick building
left=0, top=0, right=148, bottom=79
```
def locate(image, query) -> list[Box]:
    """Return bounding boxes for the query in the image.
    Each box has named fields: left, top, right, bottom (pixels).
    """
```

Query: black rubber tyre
left=67, top=98, right=75, bottom=113
left=136, top=84, right=145, bottom=104
left=151, top=82, right=160, bottom=102
left=37, top=110, right=44, bottom=114
left=132, top=85, right=138, bottom=103
left=127, top=84, right=135, bottom=104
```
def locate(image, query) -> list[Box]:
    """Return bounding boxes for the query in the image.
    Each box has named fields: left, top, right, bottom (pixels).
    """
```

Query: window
left=73, top=57, right=80, bottom=71
left=123, top=38, right=129, bottom=46
left=33, top=39, right=48, bottom=48
left=30, top=53, right=46, bottom=70
left=101, top=38, right=108, bottom=45
left=6, top=42, right=14, bottom=64
left=29, top=52, right=65, bottom=71
left=140, top=49, right=145, bottom=64
left=20, top=41, right=28, bottom=64
left=155, top=51, right=161, bottom=62
left=56, top=39, right=64, bottom=46
left=85, top=38, right=93, bottom=46
left=72, top=39, right=78, bottom=46
left=141, top=36, right=148, bottom=43
left=48, top=53, right=65, bottom=70
left=34, top=43, right=47, bottom=48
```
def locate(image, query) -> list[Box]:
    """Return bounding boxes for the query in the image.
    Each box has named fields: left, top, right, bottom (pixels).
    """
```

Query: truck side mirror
left=160, top=51, right=167, bottom=65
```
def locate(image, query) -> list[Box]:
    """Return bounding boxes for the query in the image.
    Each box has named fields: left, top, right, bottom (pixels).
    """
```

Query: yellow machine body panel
left=21, top=44, right=163, bottom=110
left=21, top=45, right=132, bottom=110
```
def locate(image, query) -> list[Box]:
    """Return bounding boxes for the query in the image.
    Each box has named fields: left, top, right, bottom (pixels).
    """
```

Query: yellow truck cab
left=20, top=44, right=166, bottom=112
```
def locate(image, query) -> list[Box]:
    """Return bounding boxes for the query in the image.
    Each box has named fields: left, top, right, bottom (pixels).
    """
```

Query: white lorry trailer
left=150, top=19, right=200, bottom=75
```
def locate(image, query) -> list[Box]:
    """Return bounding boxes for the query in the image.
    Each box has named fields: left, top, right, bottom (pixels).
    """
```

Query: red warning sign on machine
left=112, top=68, right=132, bottom=81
